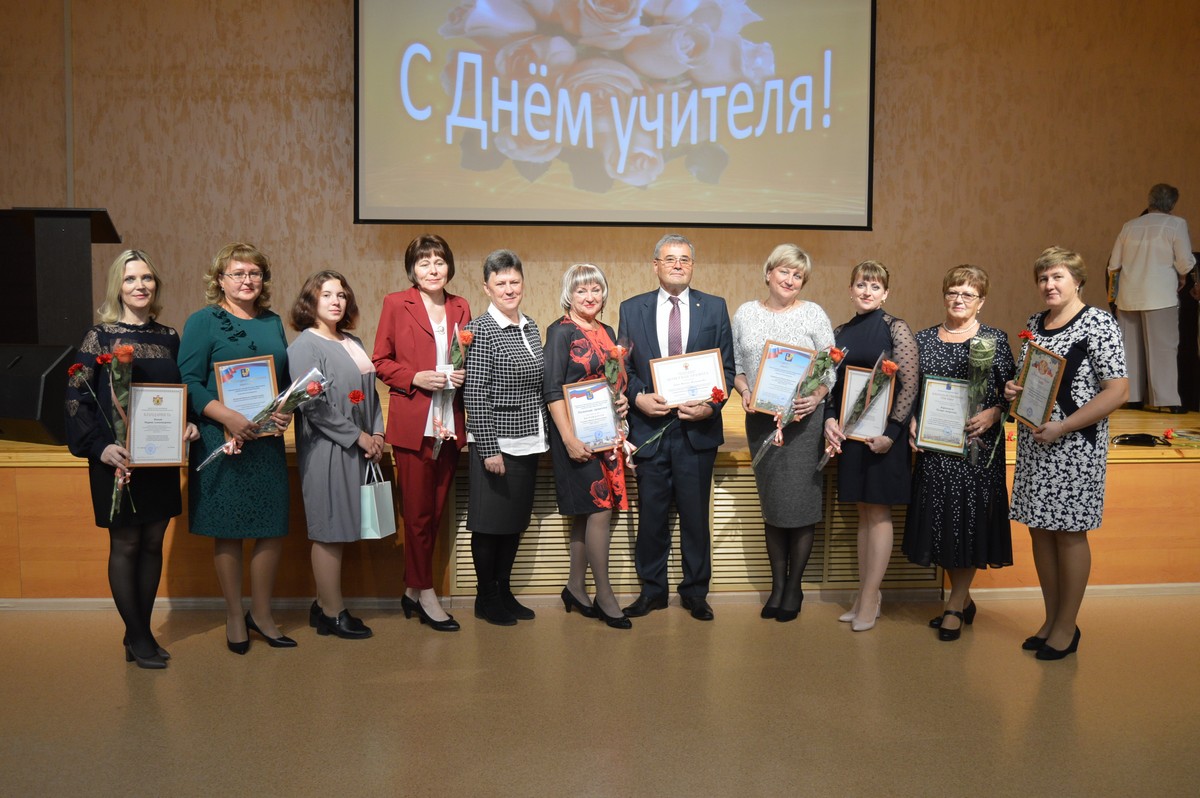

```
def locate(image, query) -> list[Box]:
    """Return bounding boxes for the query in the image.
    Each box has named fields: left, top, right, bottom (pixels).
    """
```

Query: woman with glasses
left=65, top=250, right=200, bottom=669
left=902, top=266, right=1015, bottom=641
left=178, top=243, right=296, bottom=655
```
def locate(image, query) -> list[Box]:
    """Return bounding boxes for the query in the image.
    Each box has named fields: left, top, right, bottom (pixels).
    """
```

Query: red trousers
left=393, top=439, right=459, bottom=590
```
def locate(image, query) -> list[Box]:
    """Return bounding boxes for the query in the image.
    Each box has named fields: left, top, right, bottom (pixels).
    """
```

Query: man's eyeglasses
left=656, top=256, right=693, bottom=267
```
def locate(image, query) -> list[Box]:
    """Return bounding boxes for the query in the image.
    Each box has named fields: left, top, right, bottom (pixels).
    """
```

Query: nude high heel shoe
left=851, top=594, right=882, bottom=632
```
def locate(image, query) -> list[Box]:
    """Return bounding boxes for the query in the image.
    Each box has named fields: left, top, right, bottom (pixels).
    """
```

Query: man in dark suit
left=617, top=234, right=735, bottom=620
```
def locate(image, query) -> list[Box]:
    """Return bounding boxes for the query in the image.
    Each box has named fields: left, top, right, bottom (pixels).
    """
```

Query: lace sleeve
left=65, top=328, right=112, bottom=461
left=886, top=315, right=919, bottom=439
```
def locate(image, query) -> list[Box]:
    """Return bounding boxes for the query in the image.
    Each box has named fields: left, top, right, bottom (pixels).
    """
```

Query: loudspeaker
left=0, top=344, right=75, bottom=445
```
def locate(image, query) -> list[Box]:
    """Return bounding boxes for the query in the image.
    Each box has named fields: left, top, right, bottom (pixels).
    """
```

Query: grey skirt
left=746, top=407, right=825, bottom=528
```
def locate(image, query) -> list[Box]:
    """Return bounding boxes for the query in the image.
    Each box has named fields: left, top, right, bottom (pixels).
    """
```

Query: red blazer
left=372, top=287, right=472, bottom=452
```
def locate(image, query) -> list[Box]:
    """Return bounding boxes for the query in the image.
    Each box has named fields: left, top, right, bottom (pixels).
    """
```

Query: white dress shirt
left=656, top=286, right=692, bottom=356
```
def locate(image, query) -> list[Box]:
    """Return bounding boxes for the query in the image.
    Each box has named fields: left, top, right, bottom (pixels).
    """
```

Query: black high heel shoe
left=593, top=602, right=632, bottom=630
left=1021, top=634, right=1048, bottom=651
left=415, top=601, right=460, bottom=632
left=124, top=635, right=170, bottom=660
left=245, top=611, right=297, bottom=648
left=125, top=643, right=167, bottom=669
left=226, top=637, right=249, bottom=655
left=400, top=595, right=421, bottom=620
left=936, top=610, right=965, bottom=641
left=561, top=587, right=596, bottom=618
left=760, top=604, right=780, bottom=620
left=929, top=599, right=976, bottom=629
left=1035, top=627, right=1081, bottom=661
left=775, top=591, right=803, bottom=623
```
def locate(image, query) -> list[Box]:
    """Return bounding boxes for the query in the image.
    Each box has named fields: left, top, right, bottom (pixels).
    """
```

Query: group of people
left=66, top=233, right=1132, bottom=669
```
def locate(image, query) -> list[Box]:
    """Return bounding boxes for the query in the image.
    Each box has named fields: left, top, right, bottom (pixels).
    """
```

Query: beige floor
left=1, top=592, right=1197, bottom=797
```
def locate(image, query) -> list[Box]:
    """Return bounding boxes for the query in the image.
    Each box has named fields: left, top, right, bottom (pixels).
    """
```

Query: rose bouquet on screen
left=196, top=367, right=330, bottom=472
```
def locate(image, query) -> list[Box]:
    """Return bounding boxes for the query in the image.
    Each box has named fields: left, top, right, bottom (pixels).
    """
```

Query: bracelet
left=371, top=432, right=385, bottom=439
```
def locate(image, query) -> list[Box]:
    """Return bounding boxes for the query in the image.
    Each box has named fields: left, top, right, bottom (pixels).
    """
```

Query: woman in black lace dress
left=66, top=250, right=199, bottom=669
left=823, top=261, right=918, bottom=631
left=903, top=265, right=1015, bottom=641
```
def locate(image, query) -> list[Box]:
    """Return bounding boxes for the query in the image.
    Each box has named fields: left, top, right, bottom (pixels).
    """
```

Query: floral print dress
left=542, top=316, right=629, bottom=514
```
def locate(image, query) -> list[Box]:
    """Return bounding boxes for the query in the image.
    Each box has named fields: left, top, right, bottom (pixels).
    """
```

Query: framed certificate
left=126, top=384, right=188, bottom=466
left=1013, top=342, right=1066, bottom=429
left=214, top=355, right=279, bottom=438
left=748, top=341, right=816, bottom=415
left=649, top=349, right=728, bottom=408
left=839, top=365, right=895, bottom=442
left=563, top=379, right=620, bottom=452
left=915, top=375, right=970, bottom=455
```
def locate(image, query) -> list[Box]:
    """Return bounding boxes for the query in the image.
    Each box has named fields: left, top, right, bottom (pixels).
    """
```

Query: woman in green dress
left=178, top=243, right=295, bottom=654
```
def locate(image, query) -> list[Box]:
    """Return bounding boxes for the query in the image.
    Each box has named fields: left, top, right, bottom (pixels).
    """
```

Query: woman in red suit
left=373, top=235, right=471, bottom=632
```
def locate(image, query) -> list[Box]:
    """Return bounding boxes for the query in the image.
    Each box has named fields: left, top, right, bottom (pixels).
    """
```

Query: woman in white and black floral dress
left=1006, top=247, right=1128, bottom=661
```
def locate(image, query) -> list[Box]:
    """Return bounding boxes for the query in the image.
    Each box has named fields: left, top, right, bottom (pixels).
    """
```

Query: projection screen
left=356, top=0, right=875, bottom=228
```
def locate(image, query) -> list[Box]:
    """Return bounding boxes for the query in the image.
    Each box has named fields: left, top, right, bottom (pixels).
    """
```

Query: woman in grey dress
left=732, top=244, right=836, bottom=622
left=289, top=271, right=385, bottom=639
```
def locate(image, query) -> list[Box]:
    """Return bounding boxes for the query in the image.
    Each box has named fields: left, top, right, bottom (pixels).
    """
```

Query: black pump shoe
left=937, top=610, right=965, bottom=641
left=125, top=644, right=167, bottom=669
left=929, top=599, right=976, bottom=629
left=245, top=611, right=297, bottom=648
left=1021, top=634, right=1048, bottom=651
left=317, top=609, right=374, bottom=639
left=561, top=587, right=596, bottom=618
left=226, top=637, right=249, bottom=655
left=415, top=602, right=460, bottom=632
left=124, top=635, right=170, bottom=660
left=593, top=602, right=632, bottom=630
left=400, top=594, right=421, bottom=620
left=1036, top=627, right=1080, bottom=661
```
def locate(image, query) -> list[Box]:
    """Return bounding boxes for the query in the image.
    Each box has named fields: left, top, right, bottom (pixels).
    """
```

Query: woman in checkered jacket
left=463, top=249, right=551, bottom=625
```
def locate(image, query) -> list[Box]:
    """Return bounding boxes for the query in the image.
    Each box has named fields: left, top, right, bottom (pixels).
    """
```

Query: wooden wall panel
left=0, top=471, right=21, bottom=596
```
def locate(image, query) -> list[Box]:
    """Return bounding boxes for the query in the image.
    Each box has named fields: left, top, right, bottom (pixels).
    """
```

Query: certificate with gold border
left=563, top=378, right=620, bottom=453
left=1013, top=342, right=1066, bottom=430
left=214, top=355, right=279, bottom=439
left=649, top=349, right=727, bottom=408
left=915, top=375, right=969, bottom=455
left=127, top=383, right=188, bottom=467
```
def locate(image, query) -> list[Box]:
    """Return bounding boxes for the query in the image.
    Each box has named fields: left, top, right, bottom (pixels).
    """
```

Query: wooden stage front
left=1, top=408, right=1198, bottom=601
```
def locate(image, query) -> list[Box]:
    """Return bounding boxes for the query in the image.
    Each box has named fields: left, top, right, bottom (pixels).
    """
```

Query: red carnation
left=67, top=362, right=83, bottom=377
left=348, top=389, right=365, bottom=405
left=305, top=381, right=322, bottom=397
left=96, top=353, right=113, bottom=366
left=1018, top=330, right=1034, bottom=341
left=711, top=386, right=726, bottom=403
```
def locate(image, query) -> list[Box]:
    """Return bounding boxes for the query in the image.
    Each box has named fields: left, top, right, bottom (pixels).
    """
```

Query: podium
left=0, top=207, right=120, bottom=444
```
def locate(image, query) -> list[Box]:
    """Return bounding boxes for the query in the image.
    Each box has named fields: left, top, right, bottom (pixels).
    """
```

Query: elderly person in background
left=543, top=263, right=631, bottom=629
left=289, top=271, right=383, bottom=639
left=903, top=265, right=1015, bottom=642
left=732, top=244, right=835, bottom=622
left=178, top=242, right=295, bottom=655
left=1008, top=247, right=1128, bottom=660
left=373, top=235, right=471, bottom=632
left=823, top=261, right=918, bottom=632
left=464, top=249, right=549, bottom=626
left=66, top=250, right=199, bottom=669
left=1108, top=183, right=1195, bottom=413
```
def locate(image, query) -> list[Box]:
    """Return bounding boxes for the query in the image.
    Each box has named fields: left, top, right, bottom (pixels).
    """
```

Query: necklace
left=942, top=319, right=979, bottom=335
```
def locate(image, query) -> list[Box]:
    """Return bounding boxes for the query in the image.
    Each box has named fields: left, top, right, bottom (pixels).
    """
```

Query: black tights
left=763, top=523, right=815, bottom=612
left=471, top=532, right=521, bottom=586
left=108, top=521, right=168, bottom=656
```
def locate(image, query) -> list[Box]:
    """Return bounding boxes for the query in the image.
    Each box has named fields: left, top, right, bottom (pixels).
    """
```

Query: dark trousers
left=633, top=423, right=715, bottom=598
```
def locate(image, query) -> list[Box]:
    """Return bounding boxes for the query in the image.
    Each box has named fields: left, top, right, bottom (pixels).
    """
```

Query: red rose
left=113, top=344, right=135, bottom=364
left=96, top=353, right=113, bottom=366
left=829, top=346, right=845, bottom=363
left=305, top=381, right=322, bottom=397
left=711, top=387, right=726, bottom=403
left=67, top=363, right=83, bottom=377
left=348, top=389, right=365, bottom=405
left=458, top=329, right=474, bottom=347
left=1165, top=429, right=1175, bottom=440
left=881, top=359, right=898, bottom=377
left=1018, top=330, right=1035, bottom=341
